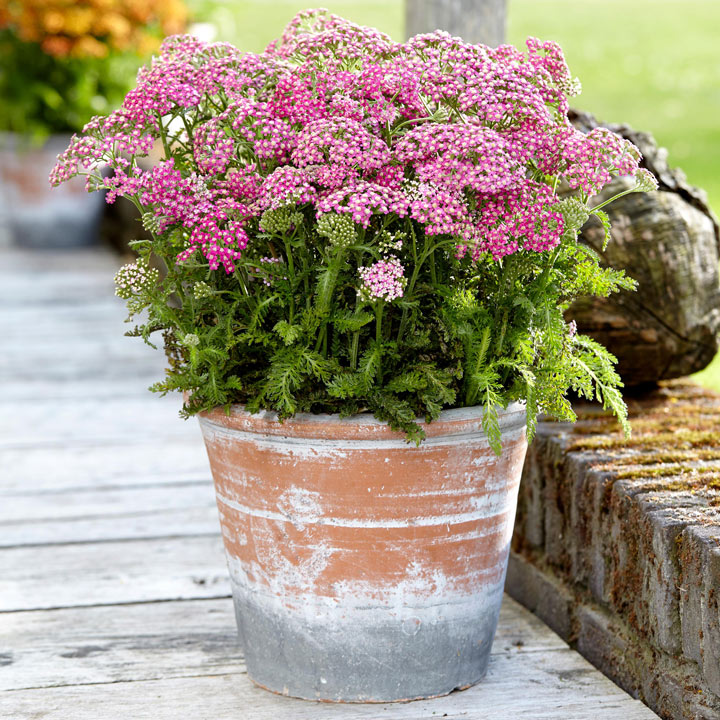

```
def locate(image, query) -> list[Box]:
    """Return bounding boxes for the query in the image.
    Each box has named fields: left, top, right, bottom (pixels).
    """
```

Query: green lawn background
left=188, top=0, right=720, bottom=389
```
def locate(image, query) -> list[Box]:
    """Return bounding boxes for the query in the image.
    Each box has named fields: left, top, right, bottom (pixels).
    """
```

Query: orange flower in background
left=70, top=35, right=108, bottom=59
left=1, top=0, right=188, bottom=59
left=39, top=34, right=72, bottom=57
left=95, top=13, right=133, bottom=47
left=42, top=10, right=65, bottom=35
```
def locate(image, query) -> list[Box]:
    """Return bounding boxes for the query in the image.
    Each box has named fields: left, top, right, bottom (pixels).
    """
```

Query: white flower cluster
left=559, top=76, right=582, bottom=98
left=633, top=168, right=659, bottom=193
left=141, top=212, right=163, bottom=235
left=378, top=229, right=405, bottom=253
left=358, top=257, right=406, bottom=302
left=114, top=260, right=159, bottom=300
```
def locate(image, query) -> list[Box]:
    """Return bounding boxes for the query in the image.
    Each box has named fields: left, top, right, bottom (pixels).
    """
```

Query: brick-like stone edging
left=508, top=380, right=720, bottom=720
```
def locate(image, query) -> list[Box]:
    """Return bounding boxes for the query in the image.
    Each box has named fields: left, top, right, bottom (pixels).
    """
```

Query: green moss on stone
left=568, top=429, right=720, bottom=453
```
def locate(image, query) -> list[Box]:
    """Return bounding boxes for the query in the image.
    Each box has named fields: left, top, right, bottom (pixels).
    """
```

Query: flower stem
left=375, top=302, right=384, bottom=344
left=589, top=186, right=636, bottom=213
left=283, top=238, right=296, bottom=323
left=375, top=302, right=384, bottom=383
left=155, top=112, right=172, bottom=159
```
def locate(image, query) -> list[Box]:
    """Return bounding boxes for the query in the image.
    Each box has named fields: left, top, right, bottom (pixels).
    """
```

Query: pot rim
left=197, top=401, right=527, bottom=441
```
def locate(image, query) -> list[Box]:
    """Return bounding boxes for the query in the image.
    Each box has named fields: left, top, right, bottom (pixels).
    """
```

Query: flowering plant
left=0, top=0, right=186, bottom=137
left=52, top=10, right=657, bottom=450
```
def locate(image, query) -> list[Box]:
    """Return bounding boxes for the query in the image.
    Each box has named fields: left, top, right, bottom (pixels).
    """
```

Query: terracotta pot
left=0, top=133, right=104, bottom=248
left=198, top=403, right=527, bottom=703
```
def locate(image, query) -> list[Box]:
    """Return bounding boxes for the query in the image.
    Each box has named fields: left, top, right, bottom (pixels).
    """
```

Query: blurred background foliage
left=0, top=0, right=187, bottom=138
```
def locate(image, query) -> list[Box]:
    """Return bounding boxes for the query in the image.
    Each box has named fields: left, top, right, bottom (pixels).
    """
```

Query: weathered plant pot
left=0, top=134, right=105, bottom=248
left=198, top=403, right=527, bottom=703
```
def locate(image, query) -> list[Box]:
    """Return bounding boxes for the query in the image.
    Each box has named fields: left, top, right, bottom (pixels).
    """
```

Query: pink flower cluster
left=258, top=166, right=317, bottom=210
left=563, top=127, right=641, bottom=195
left=49, top=111, right=155, bottom=187
left=177, top=216, right=249, bottom=273
left=359, top=257, right=406, bottom=301
left=194, top=119, right=234, bottom=175
left=457, top=180, right=565, bottom=259
left=395, top=124, right=520, bottom=195
left=51, top=9, right=646, bottom=271
left=316, top=181, right=409, bottom=226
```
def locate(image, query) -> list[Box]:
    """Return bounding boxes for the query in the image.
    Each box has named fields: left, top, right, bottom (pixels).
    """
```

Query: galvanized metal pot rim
left=198, top=401, right=526, bottom=441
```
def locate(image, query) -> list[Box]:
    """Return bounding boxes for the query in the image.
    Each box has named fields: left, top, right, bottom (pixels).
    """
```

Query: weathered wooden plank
left=0, top=480, right=218, bottom=547
left=0, top=311, right=162, bottom=379
left=0, top=439, right=209, bottom=494
left=0, top=536, right=230, bottom=612
left=0, top=397, right=199, bottom=449
left=0, top=650, right=659, bottom=719
left=0, top=598, right=242, bottom=691
left=0, top=317, right=162, bottom=381
left=0, top=362, right=163, bottom=392
left=2, top=338, right=153, bottom=361
left=0, top=351, right=164, bottom=386
left=0, top=597, right=567, bottom=692
left=0, top=248, right=119, bottom=274
left=1, top=328, right=156, bottom=351
left=0, top=273, right=115, bottom=305
left=2, top=481, right=215, bottom=523
left=0, top=362, right=162, bottom=385
left=1, top=316, right=139, bottom=344
left=0, top=506, right=220, bottom=548
left=0, top=299, right=128, bottom=333
left=0, top=377, right=162, bottom=403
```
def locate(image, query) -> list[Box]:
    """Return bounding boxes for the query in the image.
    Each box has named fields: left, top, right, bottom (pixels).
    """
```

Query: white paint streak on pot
left=198, top=403, right=528, bottom=703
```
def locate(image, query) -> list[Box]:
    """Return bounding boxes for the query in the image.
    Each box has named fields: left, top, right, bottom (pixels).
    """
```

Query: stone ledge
left=508, top=380, right=720, bottom=720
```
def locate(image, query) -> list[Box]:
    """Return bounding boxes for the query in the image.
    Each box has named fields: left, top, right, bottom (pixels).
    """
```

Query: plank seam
left=0, top=595, right=234, bottom=615
left=0, top=531, right=221, bottom=550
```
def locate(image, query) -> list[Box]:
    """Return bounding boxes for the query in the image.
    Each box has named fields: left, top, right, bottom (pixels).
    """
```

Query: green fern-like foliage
left=115, top=191, right=640, bottom=453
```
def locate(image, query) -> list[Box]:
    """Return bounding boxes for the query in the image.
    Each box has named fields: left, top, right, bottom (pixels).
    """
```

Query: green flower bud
left=193, top=281, right=213, bottom=299
left=259, top=206, right=304, bottom=235
left=378, top=229, right=405, bottom=253
left=555, top=197, right=590, bottom=232
left=141, top=212, right=163, bottom=235
left=316, top=212, right=357, bottom=247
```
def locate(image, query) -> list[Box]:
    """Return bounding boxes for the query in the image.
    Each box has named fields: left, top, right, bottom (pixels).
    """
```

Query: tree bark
left=568, top=110, right=720, bottom=386
left=405, top=0, right=507, bottom=46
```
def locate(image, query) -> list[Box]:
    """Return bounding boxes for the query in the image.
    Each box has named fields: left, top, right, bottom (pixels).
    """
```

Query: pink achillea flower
left=359, top=258, right=406, bottom=302
left=50, top=9, right=647, bottom=273
left=257, top=166, right=317, bottom=211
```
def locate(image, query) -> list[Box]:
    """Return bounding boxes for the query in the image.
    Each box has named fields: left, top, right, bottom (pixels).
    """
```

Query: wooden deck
left=0, top=245, right=660, bottom=719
